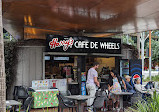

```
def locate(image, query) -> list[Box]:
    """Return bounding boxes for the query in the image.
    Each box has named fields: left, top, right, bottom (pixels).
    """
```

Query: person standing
left=86, top=62, right=100, bottom=112
left=108, top=70, right=126, bottom=109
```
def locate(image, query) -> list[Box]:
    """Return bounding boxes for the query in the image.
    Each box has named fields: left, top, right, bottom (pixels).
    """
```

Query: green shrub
left=4, top=42, right=18, bottom=89
left=143, top=75, right=159, bottom=82
left=127, top=91, right=159, bottom=112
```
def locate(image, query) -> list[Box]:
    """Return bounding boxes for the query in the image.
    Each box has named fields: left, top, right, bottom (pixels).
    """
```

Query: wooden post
left=149, top=30, right=152, bottom=81
left=0, top=0, right=6, bottom=111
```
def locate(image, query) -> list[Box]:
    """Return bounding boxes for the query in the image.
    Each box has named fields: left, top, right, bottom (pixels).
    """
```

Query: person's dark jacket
left=125, top=81, right=136, bottom=93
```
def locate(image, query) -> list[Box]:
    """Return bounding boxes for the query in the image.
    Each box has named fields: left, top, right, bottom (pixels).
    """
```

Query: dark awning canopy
left=2, top=0, right=159, bottom=39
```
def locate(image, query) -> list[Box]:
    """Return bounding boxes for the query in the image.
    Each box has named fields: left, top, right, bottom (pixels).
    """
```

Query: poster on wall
left=46, top=35, right=121, bottom=54
left=130, top=59, right=142, bottom=86
left=81, top=82, right=86, bottom=95
left=81, top=72, right=86, bottom=81
left=32, top=80, right=49, bottom=89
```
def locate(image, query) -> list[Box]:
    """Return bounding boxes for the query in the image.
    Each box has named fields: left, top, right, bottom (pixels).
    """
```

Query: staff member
left=86, top=62, right=100, bottom=112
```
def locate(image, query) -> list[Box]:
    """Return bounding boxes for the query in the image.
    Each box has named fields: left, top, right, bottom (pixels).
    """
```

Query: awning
left=2, top=0, right=159, bottom=39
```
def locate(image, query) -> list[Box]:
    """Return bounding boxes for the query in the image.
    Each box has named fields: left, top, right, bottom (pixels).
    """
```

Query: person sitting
left=134, top=78, right=147, bottom=93
left=134, top=78, right=151, bottom=100
left=125, top=75, right=135, bottom=93
left=123, top=75, right=135, bottom=104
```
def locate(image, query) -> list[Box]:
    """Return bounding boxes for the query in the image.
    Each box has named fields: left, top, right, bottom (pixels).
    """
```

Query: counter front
left=29, top=88, right=59, bottom=108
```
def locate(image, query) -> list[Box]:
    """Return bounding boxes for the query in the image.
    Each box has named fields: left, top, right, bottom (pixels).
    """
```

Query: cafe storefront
left=43, top=35, right=122, bottom=95
left=12, top=35, right=138, bottom=108
left=8, top=34, right=142, bottom=109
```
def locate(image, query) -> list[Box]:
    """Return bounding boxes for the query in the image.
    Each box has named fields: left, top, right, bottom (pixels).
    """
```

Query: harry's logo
left=49, top=37, right=74, bottom=51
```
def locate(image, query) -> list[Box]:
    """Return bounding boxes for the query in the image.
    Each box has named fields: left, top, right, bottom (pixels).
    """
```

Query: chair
left=16, top=97, right=33, bottom=112
left=27, top=87, right=35, bottom=92
left=60, top=90, right=72, bottom=96
left=94, top=90, right=107, bottom=112
left=57, top=94, right=77, bottom=112
left=93, top=95, right=106, bottom=112
left=131, top=87, right=146, bottom=105
left=84, top=90, right=107, bottom=112
left=59, top=90, right=75, bottom=106
left=130, top=93, right=142, bottom=106
left=98, top=86, right=109, bottom=110
left=100, top=82, right=109, bottom=91
left=13, top=86, right=29, bottom=105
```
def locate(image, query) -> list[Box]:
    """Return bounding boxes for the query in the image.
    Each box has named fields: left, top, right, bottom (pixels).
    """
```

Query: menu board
left=32, top=79, right=67, bottom=91
left=32, top=80, right=49, bottom=89
left=48, top=79, right=67, bottom=91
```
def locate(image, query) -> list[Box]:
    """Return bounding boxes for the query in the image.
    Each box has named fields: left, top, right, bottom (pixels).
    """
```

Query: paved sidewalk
left=29, top=99, right=131, bottom=112
left=30, top=108, right=125, bottom=112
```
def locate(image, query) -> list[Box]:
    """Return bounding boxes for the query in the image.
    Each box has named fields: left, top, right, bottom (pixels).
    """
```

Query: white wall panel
left=22, top=48, right=30, bottom=86
left=29, top=48, right=36, bottom=86
left=35, top=47, right=44, bottom=80
left=15, top=46, right=44, bottom=87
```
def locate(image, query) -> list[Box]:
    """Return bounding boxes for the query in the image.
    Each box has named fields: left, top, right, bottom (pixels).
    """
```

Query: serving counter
left=29, top=88, right=59, bottom=108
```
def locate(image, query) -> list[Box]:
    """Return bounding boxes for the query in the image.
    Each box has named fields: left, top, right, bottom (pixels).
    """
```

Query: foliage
left=4, top=41, right=18, bottom=89
left=143, top=74, right=159, bottom=82
left=3, top=32, right=10, bottom=39
left=146, top=39, right=159, bottom=62
left=3, top=31, right=16, bottom=41
left=145, top=30, right=159, bottom=37
left=113, top=34, right=136, bottom=47
left=127, top=91, right=159, bottom=112
left=42, top=107, right=49, bottom=112
left=123, top=35, right=136, bottom=47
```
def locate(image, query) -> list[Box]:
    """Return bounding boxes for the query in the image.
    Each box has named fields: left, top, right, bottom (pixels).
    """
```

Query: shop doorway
left=43, top=52, right=119, bottom=83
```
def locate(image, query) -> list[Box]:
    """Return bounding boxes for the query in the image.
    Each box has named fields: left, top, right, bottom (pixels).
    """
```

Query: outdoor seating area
left=5, top=80, right=159, bottom=112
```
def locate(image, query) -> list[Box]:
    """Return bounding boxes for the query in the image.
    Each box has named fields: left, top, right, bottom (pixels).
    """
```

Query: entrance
left=44, top=53, right=118, bottom=82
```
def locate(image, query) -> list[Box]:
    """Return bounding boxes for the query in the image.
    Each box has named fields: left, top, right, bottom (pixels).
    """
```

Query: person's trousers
left=86, top=84, right=96, bottom=106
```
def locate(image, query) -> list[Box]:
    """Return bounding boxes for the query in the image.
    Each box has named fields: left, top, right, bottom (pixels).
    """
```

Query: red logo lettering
left=49, top=37, right=74, bottom=51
